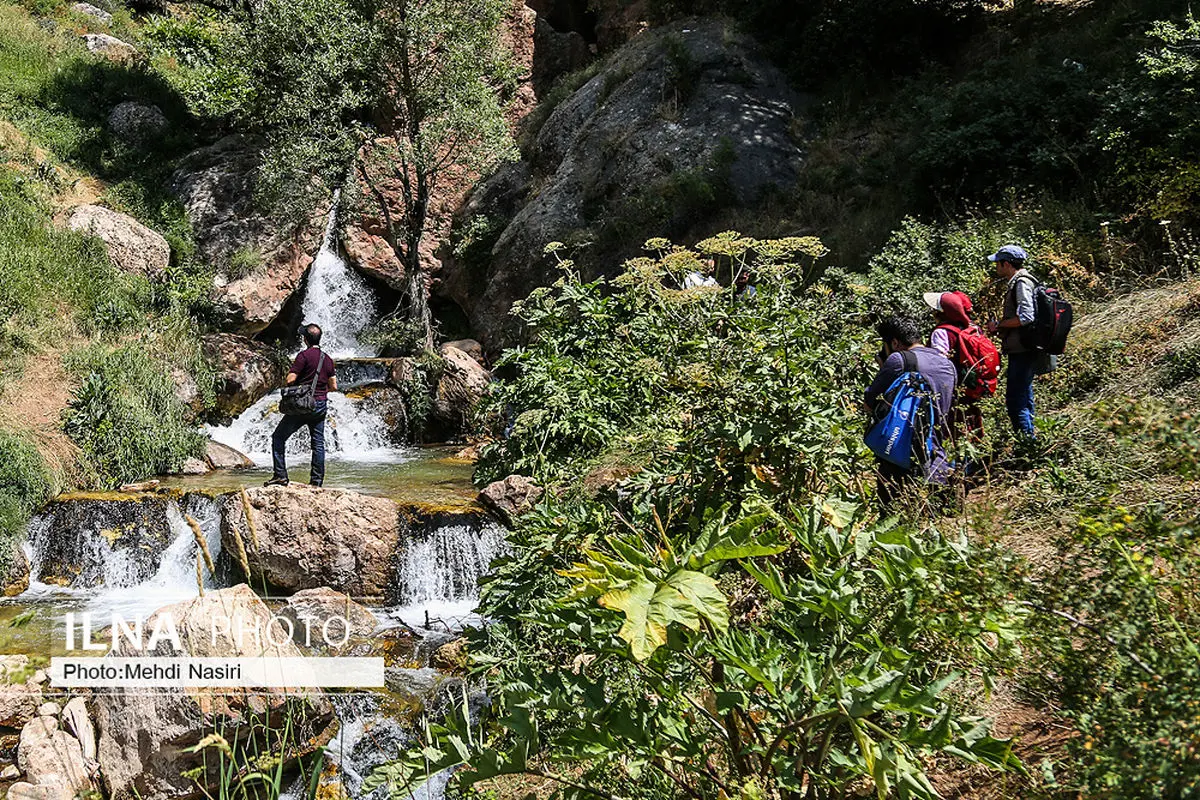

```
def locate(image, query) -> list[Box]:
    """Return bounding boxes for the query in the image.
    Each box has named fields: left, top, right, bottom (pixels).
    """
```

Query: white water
left=300, top=196, right=378, bottom=359
left=207, top=391, right=408, bottom=465
left=379, top=521, right=508, bottom=631
left=23, top=496, right=225, bottom=619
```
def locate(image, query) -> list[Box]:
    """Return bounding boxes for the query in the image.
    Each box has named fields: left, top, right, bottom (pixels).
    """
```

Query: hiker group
left=864, top=245, right=1073, bottom=501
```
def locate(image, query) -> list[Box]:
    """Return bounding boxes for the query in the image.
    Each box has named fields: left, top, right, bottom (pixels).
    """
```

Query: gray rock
left=201, top=332, right=285, bottom=420
left=0, top=657, right=41, bottom=729
left=82, top=33, right=135, bottom=61
left=66, top=205, right=170, bottom=279
left=170, top=136, right=328, bottom=334
left=35, top=702, right=58, bottom=718
left=61, top=698, right=96, bottom=763
left=279, top=587, right=377, bottom=647
left=6, top=782, right=70, bottom=800
left=17, top=716, right=95, bottom=797
left=178, top=457, right=209, bottom=475
left=107, top=101, right=168, bottom=147
left=430, top=343, right=491, bottom=436
left=93, top=585, right=334, bottom=800
left=2, top=543, right=29, bottom=597
left=1, top=763, right=20, bottom=779
left=441, top=19, right=806, bottom=352
left=478, top=474, right=542, bottom=526
left=204, top=440, right=254, bottom=470
left=72, top=2, right=112, bottom=23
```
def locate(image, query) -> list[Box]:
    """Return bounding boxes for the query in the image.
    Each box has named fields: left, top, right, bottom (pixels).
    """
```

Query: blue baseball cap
left=987, top=244, right=1028, bottom=263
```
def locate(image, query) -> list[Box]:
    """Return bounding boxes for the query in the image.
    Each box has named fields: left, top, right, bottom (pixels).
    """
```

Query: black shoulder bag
left=279, top=351, right=326, bottom=417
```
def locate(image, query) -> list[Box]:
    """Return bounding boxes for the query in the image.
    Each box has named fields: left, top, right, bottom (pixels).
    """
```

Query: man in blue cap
left=984, top=245, right=1038, bottom=439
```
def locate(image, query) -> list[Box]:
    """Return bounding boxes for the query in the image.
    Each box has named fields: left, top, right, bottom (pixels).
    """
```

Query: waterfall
left=300, top=195, right=379, bottom=359
left=381, top=521, right=508, bottom=630
left=207, top=391, right=406, bottom=465
left=23, top=495, right=224, bottom=619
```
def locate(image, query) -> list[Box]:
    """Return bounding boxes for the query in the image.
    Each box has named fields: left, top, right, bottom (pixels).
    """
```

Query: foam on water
left=207, top=391, right=409, bottom=465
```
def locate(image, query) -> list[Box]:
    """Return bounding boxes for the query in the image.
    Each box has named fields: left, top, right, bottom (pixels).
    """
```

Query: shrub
left=0, top=430, right=53, bottom=566
left=63, top=345, right=205, bottom=486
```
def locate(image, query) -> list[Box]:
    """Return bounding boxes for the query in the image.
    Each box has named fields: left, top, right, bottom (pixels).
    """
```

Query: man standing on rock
left=266, top=323, right=338, bottom=488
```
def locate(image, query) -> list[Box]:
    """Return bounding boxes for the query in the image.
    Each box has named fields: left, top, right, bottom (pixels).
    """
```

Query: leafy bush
left=1034, top=508, right=1200, bottom=797
left=0, top=431, right=52, bottom=565
left=0, top=169, right=152, bottom=364
left=63, top=345, right=205, bottom=486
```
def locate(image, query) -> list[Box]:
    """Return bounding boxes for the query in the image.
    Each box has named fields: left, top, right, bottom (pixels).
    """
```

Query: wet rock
left=355, top=386, right=409, bottom=444
left=205, top=441, right=254, bottom=470
left=83, top=33, right=136, bottom=61
left=107, top=101, right=168, bottom=147
left=29, top=495, right=175, bottom=588
left=430, top=638, right=468, bottom=673
left=478, top=475, right=542, bottom=526
left=201, top=332, right=285, bottom=419
left=2, top=544, right=29, bottom=597
left=171, top=135, right=328, bottom=335
left=17, top=716, right=95, bottom=798
left=0, top=657, right=41, bottom=729
left=72, top=2, right=112, bottom=23
left=93, top=585, right=334, bottom=800
left=280, top=588, right=377, bottom=649
left=430, top=344, right=491, bottom=437
left=222, top=486, right=404, bottom=599
left=65, top=205, right=170, bottom=279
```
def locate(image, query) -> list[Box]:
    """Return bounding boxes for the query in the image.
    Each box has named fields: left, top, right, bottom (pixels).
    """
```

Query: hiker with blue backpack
left=984, top=245, right=1073, bottom=441
left=864, top=316, right=957, bottom=504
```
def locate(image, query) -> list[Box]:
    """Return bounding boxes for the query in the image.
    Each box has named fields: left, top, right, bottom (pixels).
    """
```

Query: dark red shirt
left=289, top=347, right=337, bottom=401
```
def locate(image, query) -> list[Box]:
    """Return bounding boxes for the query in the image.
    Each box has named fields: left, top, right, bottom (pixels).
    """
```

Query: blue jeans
left=271, top=401, right=327, bottom=485
left=1005, top=352, right=1038, bottom=439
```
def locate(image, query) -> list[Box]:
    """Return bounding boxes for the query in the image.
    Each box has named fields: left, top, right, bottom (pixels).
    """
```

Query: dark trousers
left=271, top=401, right=327, bottom=485
left=1005, top=352, right=1038, bottom=438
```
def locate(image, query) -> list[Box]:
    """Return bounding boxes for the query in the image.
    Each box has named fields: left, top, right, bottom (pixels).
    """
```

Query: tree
left=355, top=0, right=515, bottom=352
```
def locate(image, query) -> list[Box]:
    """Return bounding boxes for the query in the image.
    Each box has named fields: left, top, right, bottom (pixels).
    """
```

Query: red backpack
left=938, top=324, right=1000, bottom=401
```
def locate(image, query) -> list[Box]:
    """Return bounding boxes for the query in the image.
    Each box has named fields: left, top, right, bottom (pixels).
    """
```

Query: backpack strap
left=311, top=351, right=326, bottom=394
left=900, top=348, right=917, bottom=374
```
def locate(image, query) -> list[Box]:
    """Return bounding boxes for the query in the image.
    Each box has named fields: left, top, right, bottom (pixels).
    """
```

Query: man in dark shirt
left=265, top=323, right=338, bottom=488
left=864, top=315, right=957, bottom=503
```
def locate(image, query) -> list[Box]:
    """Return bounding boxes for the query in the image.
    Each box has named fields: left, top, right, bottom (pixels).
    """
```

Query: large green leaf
left=597, top=569, right=729, bottom=661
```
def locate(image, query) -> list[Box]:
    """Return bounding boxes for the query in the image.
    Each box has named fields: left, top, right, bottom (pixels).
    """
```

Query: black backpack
left=1016, top=276, right=1073, bottom=355
left=279, top=351, right=326, bottom=417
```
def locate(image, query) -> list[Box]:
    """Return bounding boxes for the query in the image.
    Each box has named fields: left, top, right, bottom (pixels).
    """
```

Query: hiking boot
left=263, top=476, right=289, bottom=487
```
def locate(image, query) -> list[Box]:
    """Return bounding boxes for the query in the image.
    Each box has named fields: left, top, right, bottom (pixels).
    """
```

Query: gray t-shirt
left=864, top=346, right=957, bottom=420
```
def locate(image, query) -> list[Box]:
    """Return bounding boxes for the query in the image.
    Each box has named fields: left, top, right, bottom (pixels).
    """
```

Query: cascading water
left=381, top=520, right=508, bottom=630
left=300, top=194, right=378, bottom=359
left=208, top=391, right=407, bottom=464
left=22, top=495, right=224, bottom=619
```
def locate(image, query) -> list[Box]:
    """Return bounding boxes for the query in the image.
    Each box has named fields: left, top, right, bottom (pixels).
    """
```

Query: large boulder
left=93, top=585, right=335, bottom=800
left=204, top=441, right=254, bottom=470
left=221, top=486, right=403, bottom=599
left=279, top=587, right=378, bottom=646
left=83, top=33, right=136, bottom=61
left=2, top=543, right=29, bottom=597
left=478, top=475, right=543, bottom=526
left=0, top=657, right=42, bottom=730
left=107, top=101, right=169, bottom=148
left=201, top=333, right=284, bottom=419
left=17, top=714, right=95, bottom=799
left=66, top=205, right=170, bottom=279
left=170, top=136, right=328, bottom=335
left=440, top=19, right=806, bottom=352
left=431, top=344, right=491, bottom=436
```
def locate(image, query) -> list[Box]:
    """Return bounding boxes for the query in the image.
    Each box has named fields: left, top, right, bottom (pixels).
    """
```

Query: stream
left=1, top=204, right=502, bottom=799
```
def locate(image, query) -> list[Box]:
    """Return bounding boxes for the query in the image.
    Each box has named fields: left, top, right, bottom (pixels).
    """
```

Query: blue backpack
left=864, top=350, right=938, bottom=471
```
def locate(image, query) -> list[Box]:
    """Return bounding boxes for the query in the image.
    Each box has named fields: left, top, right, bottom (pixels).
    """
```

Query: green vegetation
left=0, top=431, right=53, bottom=562
left=63, top=344, right=206, bottom=487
